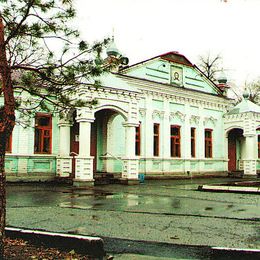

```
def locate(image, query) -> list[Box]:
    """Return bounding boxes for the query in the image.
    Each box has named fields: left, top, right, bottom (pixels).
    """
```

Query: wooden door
left=228, top=136, right=236, bottom=171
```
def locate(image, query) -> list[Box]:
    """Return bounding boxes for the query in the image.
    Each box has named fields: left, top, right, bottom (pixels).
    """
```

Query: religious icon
left=171, top=66, right=183, bottom=85
left=173, top=72, right=180, bottom=81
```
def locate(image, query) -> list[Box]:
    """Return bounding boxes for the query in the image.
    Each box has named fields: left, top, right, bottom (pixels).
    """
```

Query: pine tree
left=0, top=1, right=109, bottom=257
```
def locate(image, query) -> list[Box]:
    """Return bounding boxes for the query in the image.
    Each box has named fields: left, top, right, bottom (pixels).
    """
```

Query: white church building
left=4, top=41, right=260, bottom=185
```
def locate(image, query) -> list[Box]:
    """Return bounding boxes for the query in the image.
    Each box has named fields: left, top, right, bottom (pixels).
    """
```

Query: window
left=6, top=134, right=12, bottom=153
left=205, top=129, right=212, bottom=158
left=191, top=127, right=196, bottom=158
left=153, top=123, right=160, bottom=156
left=170, top=125, right=181, bottom=157
left=135, top=124, right=141, bottom=156
left=34, top=114, right=52, bottom=154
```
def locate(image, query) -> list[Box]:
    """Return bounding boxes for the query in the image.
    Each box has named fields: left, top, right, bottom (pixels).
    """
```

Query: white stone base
left=122, top=158, right=139, bottom=179
left=243, top=160, right=257, bottom=175
left=75, top=157, right=94, bottom=180
left=56, top=157, right=72, bottom=177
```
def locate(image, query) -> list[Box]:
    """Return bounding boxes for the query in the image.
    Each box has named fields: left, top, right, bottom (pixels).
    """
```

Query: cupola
left=217, top=69, right=229, bottom=94
left=106, top=36, right=121, bottom=58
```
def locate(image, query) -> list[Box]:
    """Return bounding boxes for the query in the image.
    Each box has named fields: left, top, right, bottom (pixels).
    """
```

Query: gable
left=121, top=53, right=221, bottom=96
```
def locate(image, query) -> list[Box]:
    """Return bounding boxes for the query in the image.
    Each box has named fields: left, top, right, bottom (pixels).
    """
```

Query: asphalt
left=6, top=177, right=260, bottom=259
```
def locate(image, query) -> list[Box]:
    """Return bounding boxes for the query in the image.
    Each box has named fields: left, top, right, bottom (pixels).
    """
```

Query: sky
left=74, top=0, right=260, bottom=87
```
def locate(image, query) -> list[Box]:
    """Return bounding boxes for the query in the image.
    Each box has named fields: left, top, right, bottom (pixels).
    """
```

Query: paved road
left=6, top=178, right=260, bottom=258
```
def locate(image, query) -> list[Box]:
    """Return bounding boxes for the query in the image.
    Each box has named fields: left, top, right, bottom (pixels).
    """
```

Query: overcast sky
left=75, top=0, right=260, bottom=86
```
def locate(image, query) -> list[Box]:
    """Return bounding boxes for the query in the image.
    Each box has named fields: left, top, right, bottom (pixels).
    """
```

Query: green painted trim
left=146, top=67, right=169, bottom=75
left=146, top=73, right=168, bottom=80
left=185, top=82, right=204, bottom=88
left=185, top=76, right=204, bottom=82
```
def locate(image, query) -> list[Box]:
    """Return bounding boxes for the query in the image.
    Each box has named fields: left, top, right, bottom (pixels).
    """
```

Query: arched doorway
left=92, top=109, right=126, bottom=177
left=227, top=128, right=243, bottom=171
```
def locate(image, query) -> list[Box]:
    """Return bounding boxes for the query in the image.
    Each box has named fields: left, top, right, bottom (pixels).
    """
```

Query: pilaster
left=122, top=122, right=139, bottom=180
left=57, top=118, right=72, bottom=177
left=73, top=108, right=95, bottom=184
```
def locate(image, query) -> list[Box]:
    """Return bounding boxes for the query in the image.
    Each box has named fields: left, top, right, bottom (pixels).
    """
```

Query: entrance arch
left=92, top=108, right=126, bottom=176
left=227, top=128, right=243, bottom=171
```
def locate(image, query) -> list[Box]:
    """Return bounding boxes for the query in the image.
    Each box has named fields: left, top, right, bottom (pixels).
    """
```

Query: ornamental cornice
left=58, top=110, right=73, bottom=126
left=169, top=111, right=186, bottom=122
left=152, top=110, right=164, bottom=120
left=203, top=116, right=217, bottom=126
left=76, top=107, right=95, bottom=122
left=190, top=115, right=200, bottom=125
left=139, top=90, right=227, bottom=111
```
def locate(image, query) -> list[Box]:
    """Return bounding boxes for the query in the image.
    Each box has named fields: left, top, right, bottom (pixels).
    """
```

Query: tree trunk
left=0, top=16, right=16, bottom=259
left=0, top=143, right=6, bottom=258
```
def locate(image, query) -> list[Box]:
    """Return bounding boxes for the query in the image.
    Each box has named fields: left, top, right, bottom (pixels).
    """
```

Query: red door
left=228, top=136, right=236, bottom=171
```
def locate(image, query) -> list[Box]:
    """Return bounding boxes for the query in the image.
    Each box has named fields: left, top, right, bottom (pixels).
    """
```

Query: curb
left=198, top=185, right=260, bottom=193
left=5, top=227, right=105, bottom=259
left=102, top=236, right=260, bottom=259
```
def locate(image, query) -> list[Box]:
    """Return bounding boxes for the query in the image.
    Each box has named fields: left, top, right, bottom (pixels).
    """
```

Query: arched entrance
left=92, top=109, right=126, bottom=178
left=227, top=128, right=243, bottom=171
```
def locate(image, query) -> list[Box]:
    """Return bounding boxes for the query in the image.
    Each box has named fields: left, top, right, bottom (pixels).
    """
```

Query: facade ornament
left=152, top=110, right=164, bottom=120
left=139, top=108, right=147, bottom=118
left=76, top=107, right=95, bottom=122
left=169, top=111, right=186, bottom=122
left=204, top=116, right=217, bottom=126
left=190, top=115, right=200, bottom=125
left=58, top=109, right=74, bottom=126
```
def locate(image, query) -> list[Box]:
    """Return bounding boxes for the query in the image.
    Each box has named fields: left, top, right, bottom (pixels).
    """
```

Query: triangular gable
left=120, top=52, right=222, bottom=96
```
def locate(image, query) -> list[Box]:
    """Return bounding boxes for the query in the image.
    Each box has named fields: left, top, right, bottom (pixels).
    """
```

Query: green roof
left=227, top=97, right=260, bottom=115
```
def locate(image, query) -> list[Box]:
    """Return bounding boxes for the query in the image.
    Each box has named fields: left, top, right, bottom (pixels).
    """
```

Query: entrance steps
left=228, top=170, right=244, bottom=178
left=94, top=172, right=121, bottom=185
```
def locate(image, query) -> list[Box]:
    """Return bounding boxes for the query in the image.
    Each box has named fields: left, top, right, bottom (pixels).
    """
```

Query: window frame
left=170, top=125, right=181, bottom=158
left=34, top=113, right=52, bottom=154
left=205, top=128, right=213, bottom=158
left=191, top=127, right=196, bottom=158
left=153, top=123, right=160, bottom=157
left=135, top=123, right=141, bottom=156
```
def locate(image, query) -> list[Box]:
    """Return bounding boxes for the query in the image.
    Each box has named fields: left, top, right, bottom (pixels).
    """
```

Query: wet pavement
left=6, top=178, right=260, bottom=259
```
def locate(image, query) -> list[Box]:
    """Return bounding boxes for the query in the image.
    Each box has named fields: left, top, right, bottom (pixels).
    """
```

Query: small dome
left=243, top=88, right=250, bottom=100
left=217, top=70, right=227, bottom=84
left=106, top=37, right=121, bottom=57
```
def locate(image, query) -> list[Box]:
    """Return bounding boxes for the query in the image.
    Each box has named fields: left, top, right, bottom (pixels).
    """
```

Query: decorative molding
left=190, top=115, right=200, bottom=125
left=76, top=108, right=95, bottom=122
left=169, top=111, right=186, bottom=122
left=152, top=110, right=165, bottom=120
left=204, top=116, right=217, bottom=126
left=139, top=108, right=146, bottom=118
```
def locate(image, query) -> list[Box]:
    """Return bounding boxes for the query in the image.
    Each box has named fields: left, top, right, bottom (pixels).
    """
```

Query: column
left=121, top=122, right=139, bottom=183
left=223, top=135, right=229, bottom=172
left=162, top=98, right=170, bottom=173
left=184, top=103, right=191, bottom=174
left=57, top=120, right=72, bottom=178
left=73, top=108, right=95, bottom=187
left=197, top=107, right=204, bottom=173
left=243, top=134, right=257, bottom=176
left=144, top=96, right=153, bottom=173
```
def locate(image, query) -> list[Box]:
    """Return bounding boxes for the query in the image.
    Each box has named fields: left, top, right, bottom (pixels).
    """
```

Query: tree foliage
left=0, top=0, right=110, bottom=257
left=1, top=0, right=110, bottom=114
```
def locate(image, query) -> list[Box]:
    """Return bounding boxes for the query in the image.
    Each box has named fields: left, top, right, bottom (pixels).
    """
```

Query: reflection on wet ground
left=7, top=178, right=260, bottom=219
left=6, top=177, right=260, bottom=258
